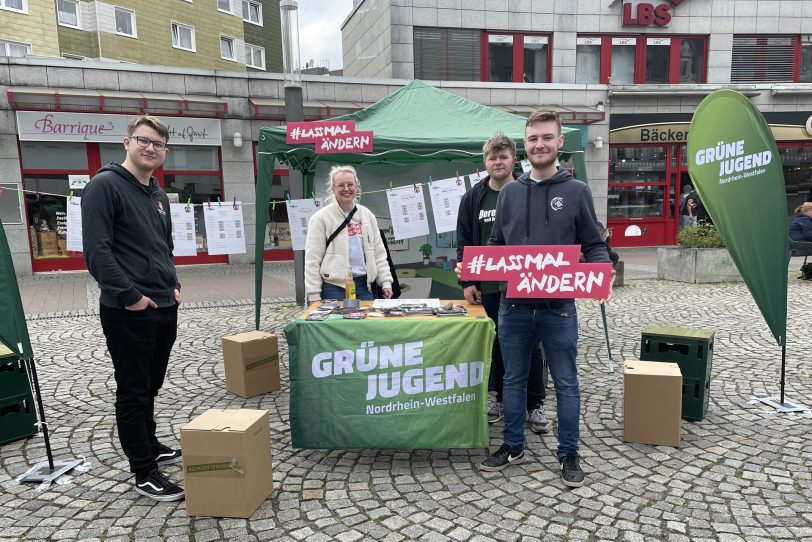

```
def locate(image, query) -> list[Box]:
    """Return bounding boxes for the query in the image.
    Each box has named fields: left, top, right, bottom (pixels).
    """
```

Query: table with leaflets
left=284, top=300, right=495, bottom=449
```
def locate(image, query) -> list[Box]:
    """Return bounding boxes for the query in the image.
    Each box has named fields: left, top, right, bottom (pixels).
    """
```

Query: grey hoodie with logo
left=489, top=169, right=610, bottom=302
left=82, top=163, right=180, bottom=309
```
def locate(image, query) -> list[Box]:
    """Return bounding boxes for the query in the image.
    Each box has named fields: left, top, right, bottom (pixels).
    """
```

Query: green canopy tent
left=254, top=80, right=585, bottom=327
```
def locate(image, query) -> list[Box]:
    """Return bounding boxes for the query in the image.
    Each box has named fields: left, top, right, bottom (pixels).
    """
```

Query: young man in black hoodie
left=455, top=134, right=548, bottom=433
left=82, top=115, right=184, bottom=502
left=479, top=110, right=614, bottom=488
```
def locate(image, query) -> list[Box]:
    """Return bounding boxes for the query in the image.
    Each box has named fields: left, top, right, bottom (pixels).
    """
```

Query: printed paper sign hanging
left=459, top=245, right=613, bottom=299
left=169, top=204, right=198, bottom=257
left=386, top=184, right=430, bottom=240
left=428, top=176, right=467, bottom=234
left=286, top=120, right=373, bottom=154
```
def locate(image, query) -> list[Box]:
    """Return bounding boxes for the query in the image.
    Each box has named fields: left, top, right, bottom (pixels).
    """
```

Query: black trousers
left=100, top=304, right=178, bottom=478
left=481, top=291, right=546, bottom=407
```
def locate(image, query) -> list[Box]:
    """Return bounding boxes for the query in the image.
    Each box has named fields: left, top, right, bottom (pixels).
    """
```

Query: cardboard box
left=29, top=227, right=39, bottom=256
left=623, top=360, right=682, bottom=447
left=222, top=331, right=280, bottom=398
left=57, top=236, right=67, bottom=254
left=37, top=231, right=58, bottom=256
left=181, top=409, right=273, bottom=518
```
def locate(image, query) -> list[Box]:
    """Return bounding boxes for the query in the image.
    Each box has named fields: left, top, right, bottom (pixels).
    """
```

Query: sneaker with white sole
left=480, top=443, right=525, bottom=472
left=560, top=454, right=585, bottom=488
left=155, top=444, right=182, bottom=466
left=528, top=404, right=550, bottom=434
left=135, top=469, right=185, bottom=502
left=487, top=401, right=504, bottom=424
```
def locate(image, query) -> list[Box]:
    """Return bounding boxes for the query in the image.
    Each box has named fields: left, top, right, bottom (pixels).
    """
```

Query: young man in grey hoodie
left=479, top=110, right=615, bottom=488
left=82, top=115, right=184, bottom=502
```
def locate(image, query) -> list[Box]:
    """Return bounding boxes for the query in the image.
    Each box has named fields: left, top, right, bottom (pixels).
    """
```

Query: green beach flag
left=687, top=90, right=787, bottom=346
left=0, top=219, right=33, bottom=358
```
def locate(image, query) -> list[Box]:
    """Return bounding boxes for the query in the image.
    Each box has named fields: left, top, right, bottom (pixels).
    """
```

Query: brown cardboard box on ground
left=57, top=236, right=67, bottom=254
left=37, top=231, right=58, bottom=256
left=222, top=331, right=280, bottom=398
left=624, top=360, right=682, bottom=447
left=181, top=409, right=273, bottom=518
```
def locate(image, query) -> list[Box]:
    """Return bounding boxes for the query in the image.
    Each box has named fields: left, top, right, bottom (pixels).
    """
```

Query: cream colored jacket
left=305, top=202, right=393, bottom=302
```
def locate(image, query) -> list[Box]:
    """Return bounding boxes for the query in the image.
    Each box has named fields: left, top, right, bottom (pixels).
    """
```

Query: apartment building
left=341, top=0, right=812, bottom=247
left=0, top=0, right=282, bottom=72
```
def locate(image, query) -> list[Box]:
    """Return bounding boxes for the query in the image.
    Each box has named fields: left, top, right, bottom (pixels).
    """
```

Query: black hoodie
left=490, top=169, right=610, bottom=302
left=82, top=163, right=180, bottom=308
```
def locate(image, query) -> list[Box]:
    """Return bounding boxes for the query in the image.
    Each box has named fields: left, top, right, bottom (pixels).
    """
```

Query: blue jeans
left=321, top=276, right=374, bottom=300
left=482, top=291, right=546, bottom=407
left=499, top=300, right=580, bottom=459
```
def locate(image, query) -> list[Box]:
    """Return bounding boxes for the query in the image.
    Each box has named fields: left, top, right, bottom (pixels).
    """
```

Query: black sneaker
left=480, top=443, right=525, bottom=472
left=135, top=469, right=185, bottom=502
left=560, top=454, right=585, bottom=488
left=155, top=444, right=182, bottom=466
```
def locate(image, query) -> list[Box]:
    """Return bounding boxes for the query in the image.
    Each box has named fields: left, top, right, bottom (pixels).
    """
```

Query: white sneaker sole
left=156, top=455, right=183, bottom=465
left=530, top=423, right=550, bottom=434
left=480, top=454, right=525, bottom=472
left=135, top=486, right=186, bottom=502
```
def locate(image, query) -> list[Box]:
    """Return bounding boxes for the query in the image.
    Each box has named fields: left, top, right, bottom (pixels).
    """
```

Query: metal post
left=285, top=85, right=306, bottom=306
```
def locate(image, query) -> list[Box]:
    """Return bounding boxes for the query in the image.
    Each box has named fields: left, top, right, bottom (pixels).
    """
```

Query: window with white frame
left=242, top=0, right=261, bottom=25
left=0, top=183, right=23, bottom=224
left=217, top=0, right=231, bottom=12
left=0, top=0, right=26, bottom=13
left=731, top=35, right=795, bottom=83
left=800, top=36, right=812, bottom=83
left=171, top=22, right=196, bottom=51
left=0, top=39, right=31, bottom=57
left=245, top=43, right=265, bottom=69
left=220, top=36, right=235, bottom=60
left=114, top=6, right=136, bottom=37
left=56, top=0, right=80, bottom=28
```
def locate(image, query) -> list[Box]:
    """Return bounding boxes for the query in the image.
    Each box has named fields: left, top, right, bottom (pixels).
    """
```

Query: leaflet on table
left=386, top=185, right=430, bottom=240
left=169, top=203, right=197, bottom=257
left=427, top=176, right=467, bottom=234
left=372, top=298, right=441, bottom=309
left=286, top=198, right=323, bottom=250
left=202, top=202, right=246, bottom=255
left=66, top=196, right=83, bottom=252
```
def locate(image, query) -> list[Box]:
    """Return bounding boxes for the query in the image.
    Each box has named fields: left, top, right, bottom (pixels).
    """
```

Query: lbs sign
left=622, top=0, right=686, bottom=27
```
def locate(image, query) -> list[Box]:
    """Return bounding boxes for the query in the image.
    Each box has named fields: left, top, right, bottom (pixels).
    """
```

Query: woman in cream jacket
left=305, top=165, right=393, bottom=302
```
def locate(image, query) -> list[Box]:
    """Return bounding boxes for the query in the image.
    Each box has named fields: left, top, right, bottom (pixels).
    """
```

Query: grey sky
left=297, top=0, right=354, bottom=71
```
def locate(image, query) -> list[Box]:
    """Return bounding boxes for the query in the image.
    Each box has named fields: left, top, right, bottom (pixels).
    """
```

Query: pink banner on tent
left=286, top=121, right=356, bottom=144
left=460, top=245, right=612, bottom=299
left=315, top=131, right=374, bottom=154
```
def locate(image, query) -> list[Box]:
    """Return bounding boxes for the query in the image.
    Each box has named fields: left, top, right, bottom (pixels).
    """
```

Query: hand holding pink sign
left=459, top=245, right=614, bottom=300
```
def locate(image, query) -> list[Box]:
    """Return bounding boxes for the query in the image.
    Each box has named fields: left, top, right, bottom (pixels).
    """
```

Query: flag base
left=754, top=396, right=811, bottom=414
left=19, top=458, right=84, bottom=484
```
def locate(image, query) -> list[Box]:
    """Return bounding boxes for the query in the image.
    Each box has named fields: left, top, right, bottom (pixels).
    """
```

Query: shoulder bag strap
left=325, top=206, right=357, bottom=249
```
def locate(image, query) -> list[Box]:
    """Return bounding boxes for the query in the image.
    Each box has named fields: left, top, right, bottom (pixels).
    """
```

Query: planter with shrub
left=657, top=223, right=742, bottom=283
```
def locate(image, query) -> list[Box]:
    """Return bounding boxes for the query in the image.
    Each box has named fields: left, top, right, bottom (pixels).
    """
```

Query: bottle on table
left=345, top=267, right=356, bottom=299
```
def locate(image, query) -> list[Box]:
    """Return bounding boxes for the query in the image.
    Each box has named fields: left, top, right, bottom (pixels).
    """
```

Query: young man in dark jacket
left=456, top=134, right=548, bottom=433
left=479, top=110, right=615, bottom=488
left=82, top=115, right=184, bottom=502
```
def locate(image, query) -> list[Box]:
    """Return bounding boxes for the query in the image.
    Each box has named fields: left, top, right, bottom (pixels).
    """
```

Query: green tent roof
left=258, top=80, right=582, bottom=170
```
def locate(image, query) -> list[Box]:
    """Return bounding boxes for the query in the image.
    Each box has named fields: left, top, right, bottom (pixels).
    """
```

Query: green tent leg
left=254, top=153, right=274, bottom=330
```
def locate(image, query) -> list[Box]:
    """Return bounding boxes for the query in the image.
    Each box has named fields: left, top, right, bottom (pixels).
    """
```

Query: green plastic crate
left=682, top=376, right=710, bottom=421
left=0, top=393, right=37, bottom=445
left=0, top=359, right=33, bottom=401
left=640, top=325, right=714, bottom=380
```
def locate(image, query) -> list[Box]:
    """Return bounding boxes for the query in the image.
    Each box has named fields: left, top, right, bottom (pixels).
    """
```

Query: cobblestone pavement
left=2, top=273, right=812, bottom=542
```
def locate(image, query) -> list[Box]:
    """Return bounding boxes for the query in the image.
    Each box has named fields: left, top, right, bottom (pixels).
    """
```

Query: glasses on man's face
left=131, top=135, right=168, bottom=151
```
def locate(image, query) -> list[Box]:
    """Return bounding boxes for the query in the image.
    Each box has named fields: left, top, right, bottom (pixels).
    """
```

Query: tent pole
left=780, top=342, right=786, bottom=405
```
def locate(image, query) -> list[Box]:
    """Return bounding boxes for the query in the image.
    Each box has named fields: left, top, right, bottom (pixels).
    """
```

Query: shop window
left=242, top=0, right=261, bottom=25
left=0, top=39, right=31, bottom=57
left=0, top=0, right=26, bottom=13
left=0, top=183, right=23, bottom=224
left=171, top=22, right=196, bottom=52
left=731, top=35, right=796, bottom=83
left=23, top=175, right=81, bottom=260
left=57, top=0, right=80, bottom=28
left=801, top=37, right=812, bottom=83
left=484, top=32, right=550, bottom=83
left=21, top=142, right=88, bottom=170
left=780, top=146, right=812, bottom=217
left=114, top=6, right=136, bottom=37
left=164, top=146, right=219, bottom=171
left=608, top=146, right=667, bottom=219
left=413, top=27, right=480, bottom=81
left=578, top=35, right=707, bottom=84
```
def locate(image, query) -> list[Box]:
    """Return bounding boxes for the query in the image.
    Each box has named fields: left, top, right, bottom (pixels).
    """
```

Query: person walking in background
left=478, top=110, right=614, bottom=488
left=305, top=165, right=393, bottom=302
left=456, top=134, right=549, bottom=434
left=679, top=184, right=696, bottom=229
left=81, top=115, right=184, bottom=502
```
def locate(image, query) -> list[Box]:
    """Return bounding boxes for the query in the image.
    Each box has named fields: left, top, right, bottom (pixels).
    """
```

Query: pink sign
left=459, top=245, right=613, bottom=299
left=316, top=130, right=374, bottom=154
left=285, top=121, right=373, bottom=154
left=286, top=121, right=356, bottom=144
